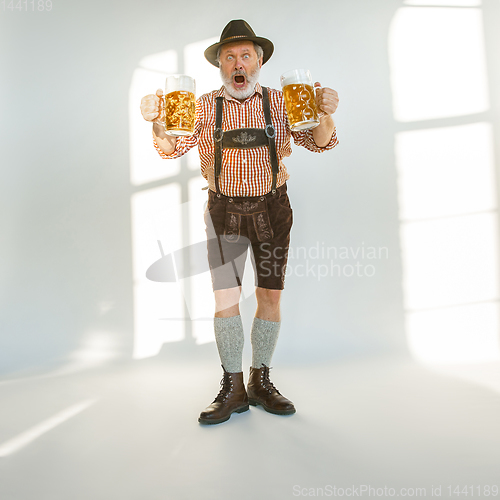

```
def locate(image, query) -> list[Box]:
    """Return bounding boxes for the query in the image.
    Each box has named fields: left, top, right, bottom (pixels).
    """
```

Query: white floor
left=1, top=352, right=500, bottom=500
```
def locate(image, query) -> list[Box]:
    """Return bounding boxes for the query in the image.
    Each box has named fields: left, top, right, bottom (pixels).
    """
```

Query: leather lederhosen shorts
left=204, top=182, right=293, bottom=291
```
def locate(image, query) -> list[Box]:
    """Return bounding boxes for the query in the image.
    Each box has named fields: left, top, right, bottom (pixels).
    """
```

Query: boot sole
left=198, top=404, right=250, bottom=425
left=248, top=398, right=296, bottom=415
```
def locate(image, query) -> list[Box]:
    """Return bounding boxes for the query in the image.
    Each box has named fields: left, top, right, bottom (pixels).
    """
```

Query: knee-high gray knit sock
left=214, top=315, right=244, bottom=373
left=251, top=317, right=281, bottom=369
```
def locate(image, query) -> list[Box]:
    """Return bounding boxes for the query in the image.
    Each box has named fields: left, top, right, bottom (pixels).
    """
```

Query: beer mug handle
left=314, top=84, right=327, bottom=119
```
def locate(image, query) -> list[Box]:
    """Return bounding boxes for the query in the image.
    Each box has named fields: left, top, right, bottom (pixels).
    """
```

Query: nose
left=234, top=57, right=245, bottom=70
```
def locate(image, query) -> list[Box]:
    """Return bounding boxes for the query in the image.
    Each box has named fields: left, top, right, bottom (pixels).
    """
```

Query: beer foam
left=165, top=74, right=196, bottom=95
left=280, top=69, right=312, bottom=88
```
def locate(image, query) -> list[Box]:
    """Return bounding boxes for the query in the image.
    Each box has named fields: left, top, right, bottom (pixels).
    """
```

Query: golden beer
left=164, top=74, right=196, bottom=136
left=282, top=83, right=319, bottom=131
left=280, top=69, right=320, bottom=131
left=164, top=90, right=196, bottom=136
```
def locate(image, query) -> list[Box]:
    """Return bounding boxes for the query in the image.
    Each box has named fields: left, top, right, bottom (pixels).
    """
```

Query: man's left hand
left=314, top=82, right=339, bottom=116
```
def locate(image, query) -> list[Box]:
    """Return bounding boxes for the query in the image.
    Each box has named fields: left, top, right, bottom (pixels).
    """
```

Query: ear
left=258, top=56, right=263, bottom=68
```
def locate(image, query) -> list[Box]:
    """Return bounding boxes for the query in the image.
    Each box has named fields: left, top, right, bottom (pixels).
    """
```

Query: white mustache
left=220, top=64, right=260, bottom=100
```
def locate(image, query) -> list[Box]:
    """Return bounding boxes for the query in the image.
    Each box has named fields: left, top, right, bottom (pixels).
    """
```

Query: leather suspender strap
left=213, top=89, right=279, bottom=196
left=214, top=96, right=224, bottom=196
left=262, top=87, right=279, bottom=195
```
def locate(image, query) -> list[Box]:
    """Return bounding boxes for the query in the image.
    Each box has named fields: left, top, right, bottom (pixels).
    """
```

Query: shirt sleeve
left=291, top=126, right=339, bottom=153
left=153, top=133, right=198, bottom=159
left=152, top=97, right=203, bottom=159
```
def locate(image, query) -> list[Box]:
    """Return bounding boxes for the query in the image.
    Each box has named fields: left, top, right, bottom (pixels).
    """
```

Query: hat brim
left=204, top=36, right=274, bottom=67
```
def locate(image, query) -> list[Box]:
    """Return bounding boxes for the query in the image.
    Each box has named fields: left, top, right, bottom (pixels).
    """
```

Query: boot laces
left=261, top=364, right=281, bottom=395
left=212, top=373, right=233, bottom=403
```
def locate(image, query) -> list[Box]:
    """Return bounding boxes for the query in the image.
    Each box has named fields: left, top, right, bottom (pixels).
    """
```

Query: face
left=218, top=41, right=263, bottom=100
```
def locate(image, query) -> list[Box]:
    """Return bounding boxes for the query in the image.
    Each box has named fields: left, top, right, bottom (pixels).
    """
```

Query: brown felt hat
left=204, top=19, right=274, bottom=67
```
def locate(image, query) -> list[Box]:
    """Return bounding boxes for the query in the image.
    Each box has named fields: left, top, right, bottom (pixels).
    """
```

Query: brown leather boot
left=198, top=365, right=249, bottom=425
left=247, top=364, right=296, bottom=415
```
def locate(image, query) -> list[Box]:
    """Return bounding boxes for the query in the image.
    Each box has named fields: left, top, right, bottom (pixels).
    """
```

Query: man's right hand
left=140, top=89, right=165, bottom=123
left=142, top=88, right=177, bottom=155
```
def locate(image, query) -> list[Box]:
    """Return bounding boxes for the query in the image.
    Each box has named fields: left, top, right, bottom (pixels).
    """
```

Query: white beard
left=220, top=65, right=261, bottom=100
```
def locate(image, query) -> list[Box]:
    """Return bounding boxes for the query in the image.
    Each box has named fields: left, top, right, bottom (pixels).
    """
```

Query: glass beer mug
left=164, top=75, right=196, bottom=136
left=280, top=69, right=321, bottom=132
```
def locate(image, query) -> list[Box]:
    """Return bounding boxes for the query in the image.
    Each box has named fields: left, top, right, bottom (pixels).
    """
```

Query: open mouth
left=233, top=74, right=247, bottom=89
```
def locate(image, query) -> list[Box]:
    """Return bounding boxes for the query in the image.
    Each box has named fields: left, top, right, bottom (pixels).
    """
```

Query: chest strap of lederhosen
left=213, top=86, right=279, bottom=198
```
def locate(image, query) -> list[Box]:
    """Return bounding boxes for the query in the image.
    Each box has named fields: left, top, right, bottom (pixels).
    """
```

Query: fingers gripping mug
left=280, top=69, right=322, bottom=132
left=163, top=75, right=196, bottom=136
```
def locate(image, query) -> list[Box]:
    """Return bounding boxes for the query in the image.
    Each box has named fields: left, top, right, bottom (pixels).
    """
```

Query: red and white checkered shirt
left=153, top=82, right=339, bottom=197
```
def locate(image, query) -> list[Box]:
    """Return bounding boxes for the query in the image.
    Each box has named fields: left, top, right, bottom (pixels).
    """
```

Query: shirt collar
left=217, top=82, right=263, bottom=102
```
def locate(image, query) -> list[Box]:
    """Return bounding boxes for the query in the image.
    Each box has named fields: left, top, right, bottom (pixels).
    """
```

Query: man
left=140, top=20, right=339, bottom=425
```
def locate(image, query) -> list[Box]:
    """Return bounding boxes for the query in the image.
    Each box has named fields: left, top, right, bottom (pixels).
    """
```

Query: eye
left=226, top=55, right=233, bottom=61
left=243, top=54, right=249, bottom=59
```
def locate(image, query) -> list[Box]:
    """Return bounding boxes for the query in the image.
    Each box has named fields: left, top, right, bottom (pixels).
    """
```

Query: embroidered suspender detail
left=262, top=87, right=279, bottom=194
left=213, top=88, right=279, bottom=197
